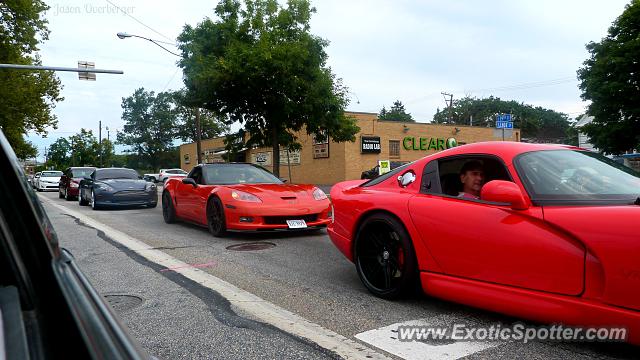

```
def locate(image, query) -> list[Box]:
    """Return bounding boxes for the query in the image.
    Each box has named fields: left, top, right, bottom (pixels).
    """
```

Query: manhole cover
left=226, top=242, right=276, bottom=251
left=104, top=294, right=143, bottom=312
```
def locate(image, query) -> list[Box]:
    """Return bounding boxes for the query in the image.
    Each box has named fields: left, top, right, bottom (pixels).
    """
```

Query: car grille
left=113, top=190, right=148, bottom=200
left=263, top=214, right=318, bottom=225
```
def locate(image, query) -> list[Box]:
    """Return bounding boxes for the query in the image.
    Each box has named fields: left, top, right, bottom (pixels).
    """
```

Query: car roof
left=428, top=141, right=582, bottom=162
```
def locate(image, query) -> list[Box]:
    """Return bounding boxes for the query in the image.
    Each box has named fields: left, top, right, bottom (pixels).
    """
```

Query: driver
left=458, top=160, right=485, bottom=200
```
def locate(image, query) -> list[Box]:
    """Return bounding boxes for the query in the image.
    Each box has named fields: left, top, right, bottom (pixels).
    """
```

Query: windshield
left=95, top=169, right=140, bottom=180
left=202, top=164, right=282, bottom=185
left=41, top=171, right=62, bottom=177
left=516, top=150, right=640, bottom=202
left=71, top=168, right=95, bottom=178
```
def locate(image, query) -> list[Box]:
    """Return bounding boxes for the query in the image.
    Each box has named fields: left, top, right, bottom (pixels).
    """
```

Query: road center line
left=41, top=195, right=390, bottom=360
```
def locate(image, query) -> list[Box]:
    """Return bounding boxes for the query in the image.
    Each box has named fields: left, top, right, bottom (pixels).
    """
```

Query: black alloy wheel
left=78, top=189, right=88, bottom=206
left=354, top=213, right=418, bottom=300
left=90, top=190, right=100, bottom=210
left=162, top=192, right=176, bottom=223
left=207, top=197, right=227, bottom=237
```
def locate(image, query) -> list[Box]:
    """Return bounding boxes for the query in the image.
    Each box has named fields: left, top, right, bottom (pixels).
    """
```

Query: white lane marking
left=355, top=319, right=498, bottom=360
left=41, top=195, right=389, bottom=360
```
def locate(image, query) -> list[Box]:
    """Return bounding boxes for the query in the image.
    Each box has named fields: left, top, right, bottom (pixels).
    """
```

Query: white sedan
left=36, top=170, right=63, bottom=192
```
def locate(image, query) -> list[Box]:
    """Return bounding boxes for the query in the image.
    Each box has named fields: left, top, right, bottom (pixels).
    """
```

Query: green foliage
left=432, top=96, right=572, bottom=143
left=0, top=1, right=63, bottom=159
left=117, top=88, right=178, bottom=170
left=46, top=137, right=70, bottom=169
left=577, top=0, right=640, bottom=154
left=69, top=129, right=99, bottom=166
left=172, top=89, right=229, bottom=142
left=379, top=100, right=414, bottom=122
left=177, top=0, right=359, bottom=175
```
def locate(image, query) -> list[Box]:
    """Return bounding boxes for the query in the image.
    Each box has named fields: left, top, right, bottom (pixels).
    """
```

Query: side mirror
left=481, top=180, right=530, bottom=210
left=182, top=177, right=198, bottom=187
left=397, top=171, right=416, bottom=187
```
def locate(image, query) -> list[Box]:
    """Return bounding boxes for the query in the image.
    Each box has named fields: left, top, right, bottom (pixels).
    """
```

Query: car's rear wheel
left=78, top=189, right=88, bottom=206
left=58, top=187, right=64, bottom=198
left=207, top=197, right=227, bottom=237
left=64, top=187, right=73, bottom=201
left=354, top=213, right=418, bottom=300
left=162, top=191, right=176, bottom=223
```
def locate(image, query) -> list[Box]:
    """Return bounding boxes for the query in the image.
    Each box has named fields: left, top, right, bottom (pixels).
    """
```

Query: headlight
left=95, top=183, right=114, bottom=192
left=70, top=181, right=79, bottom=188
left=231, top=190, right=261, bottom=202
left=146, top=183, right=157, bottom=191
left=312, top=187, right=327, bottom=200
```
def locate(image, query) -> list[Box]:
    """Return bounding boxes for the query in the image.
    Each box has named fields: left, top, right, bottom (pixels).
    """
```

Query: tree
left=432, top=96, right=572, bottom=143
left=46, top=137, right=71, bottom=169
left=117, top=88, right=177, bottom=170
left=69, top=129, right=99, bottom=166
left=577, top=0, right=640, bottom=154
left=378, top=100, right=414, bottom=122
left=172, top=89, right=229, bottom=142
left=178, top=0, right=359, bottom=176
left=0, top=1, right=63, bottom=159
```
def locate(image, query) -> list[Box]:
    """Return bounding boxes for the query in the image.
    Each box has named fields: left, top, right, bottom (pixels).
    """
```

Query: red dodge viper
left=328, top=141, right=640, bottom=344
left=162, top=163, right=332, bottom=235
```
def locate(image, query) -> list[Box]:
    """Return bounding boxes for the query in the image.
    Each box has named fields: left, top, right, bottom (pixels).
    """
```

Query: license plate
left=286, top=220, right=307, bottom=229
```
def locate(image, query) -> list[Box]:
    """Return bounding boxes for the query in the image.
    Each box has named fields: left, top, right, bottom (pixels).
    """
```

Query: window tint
left=41, top=171, right=63, bottom=177
left=515, top=150, right=640, bottom=202
left=95, top=169, right=139, bottom=180
left=202, top=164, right=282, bottom=185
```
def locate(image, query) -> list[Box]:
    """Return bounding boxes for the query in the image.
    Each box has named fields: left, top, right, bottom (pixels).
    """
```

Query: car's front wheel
left=90, top=190, right=100, bottom=210
left=64, top=187, right=73, bottom=201
left=58, top=187, right=64, bottom=199
left=206, top=197, right=227, bottom=237
left=354, top=213, right=418, bottom=300
left=162, top=191, right=176, bottom=223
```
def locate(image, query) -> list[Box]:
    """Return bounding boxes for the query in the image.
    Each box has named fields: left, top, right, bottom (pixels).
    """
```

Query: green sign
left=402, top=137, right=457, bottom=151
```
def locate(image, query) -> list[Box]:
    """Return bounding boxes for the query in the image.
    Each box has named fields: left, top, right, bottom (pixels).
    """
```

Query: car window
left=434, top=155, right=512, bottom=200
left=202, top=164, right=282, bottom=185
left=71, top=168, right=95, bottom=178
left=41, top=171, right=63, bottom=177
left=188, top=167, right=204, bottom=184
left=515, top=150, right=640, bottom=202
left=95, top=169, right=139, bottom=180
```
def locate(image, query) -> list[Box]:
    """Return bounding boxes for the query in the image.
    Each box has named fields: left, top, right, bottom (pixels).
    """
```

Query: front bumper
left=224, top=202, right=331, bottom=231
left=38, top=183, right=59, bottom=191
left=94, top=189, right=157, bottom=207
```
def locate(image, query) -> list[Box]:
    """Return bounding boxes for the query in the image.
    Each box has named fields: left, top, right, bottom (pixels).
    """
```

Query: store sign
left=361, top=136, right=381, bottom=153
left=313, top=130, right=330, bottom=159
left=279, top=149, right=301, bottom=165
left=378, top=160, right=391, bottom=175
left=403, top=137, right=457, bottom=151
left=251, top=152, right=272, bottom=166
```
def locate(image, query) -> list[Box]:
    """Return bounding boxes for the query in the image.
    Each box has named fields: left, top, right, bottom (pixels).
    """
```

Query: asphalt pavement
left=38, top=190, right=637, bottom=360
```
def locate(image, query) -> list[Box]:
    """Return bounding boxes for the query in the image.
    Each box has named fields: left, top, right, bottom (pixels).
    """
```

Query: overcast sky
left=27, top=0, right=630, bottom=158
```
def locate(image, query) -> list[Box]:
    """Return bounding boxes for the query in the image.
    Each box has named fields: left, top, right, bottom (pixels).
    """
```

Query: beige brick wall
left=179, top=111, right=520, bottom=185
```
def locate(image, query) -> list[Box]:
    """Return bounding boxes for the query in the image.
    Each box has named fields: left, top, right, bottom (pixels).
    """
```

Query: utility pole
left=98, top=120, right=102, bottom=167
left=470, top=114, right=473, bottom=126
left=195, top=108, right=202, bottom=164
left=441, top=92, right=454, bottom=123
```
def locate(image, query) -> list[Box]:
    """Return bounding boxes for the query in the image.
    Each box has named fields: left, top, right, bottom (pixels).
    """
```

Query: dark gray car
left=78, top=168, right=158, bottom=210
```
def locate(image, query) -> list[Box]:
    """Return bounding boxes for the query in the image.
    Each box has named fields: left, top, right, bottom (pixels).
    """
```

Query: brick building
left=179, top=112, right=520, bottom=185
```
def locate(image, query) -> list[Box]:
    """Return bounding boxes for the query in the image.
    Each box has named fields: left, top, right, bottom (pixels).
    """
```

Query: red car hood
left=228, top=183, right=317, bottom=202
left=543, top=205, right=640, bottom=311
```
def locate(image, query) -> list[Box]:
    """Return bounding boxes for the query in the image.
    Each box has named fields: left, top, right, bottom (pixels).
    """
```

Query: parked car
left=143, top=171, right=160, bottom=183
left=35, top=170, right=63, bottom=192
left=31, top=171, right=41, bottom=189
left=360, top=161, right=408, bottom=179
left=0, top=130, right=148, bottom=359
left=162, top=163, right=331, bottom=236
left=79, top=168, right=157, bottom=210
left=328, top=141, right=640, bottom=345
left=158, top=168, right=188, bottom=183
left=58, top=167, right=96, bottom=201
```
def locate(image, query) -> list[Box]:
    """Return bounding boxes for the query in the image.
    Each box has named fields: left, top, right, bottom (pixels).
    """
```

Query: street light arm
left=118, top=33, right=182, bottom=58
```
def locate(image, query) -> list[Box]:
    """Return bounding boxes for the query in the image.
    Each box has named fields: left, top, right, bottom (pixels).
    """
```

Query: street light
left=116, top=32, right=203, bottom=165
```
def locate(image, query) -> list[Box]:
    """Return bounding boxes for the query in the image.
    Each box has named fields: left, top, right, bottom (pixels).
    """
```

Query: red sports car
left=328, top=142, right=640, bottom=344
left=58, top=167, right=96, bottom=200
left=162, top=163, right=332, bottom=236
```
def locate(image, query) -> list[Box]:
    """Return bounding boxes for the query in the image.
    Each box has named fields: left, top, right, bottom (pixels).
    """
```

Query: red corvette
left=162, top=163, right=332, bottom=236
left=328, top=142, right=640, bottom=344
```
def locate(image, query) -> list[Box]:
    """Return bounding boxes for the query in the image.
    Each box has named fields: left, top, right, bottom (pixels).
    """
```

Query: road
left=38, top=190, right=636, bottom=360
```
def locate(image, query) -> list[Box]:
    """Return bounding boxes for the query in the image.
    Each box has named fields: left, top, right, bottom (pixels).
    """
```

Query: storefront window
left=389, top=140, right=400, bottom=157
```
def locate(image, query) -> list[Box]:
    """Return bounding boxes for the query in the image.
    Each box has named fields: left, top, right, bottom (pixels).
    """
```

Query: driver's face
left=461, top=169, right=485, bottom=194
